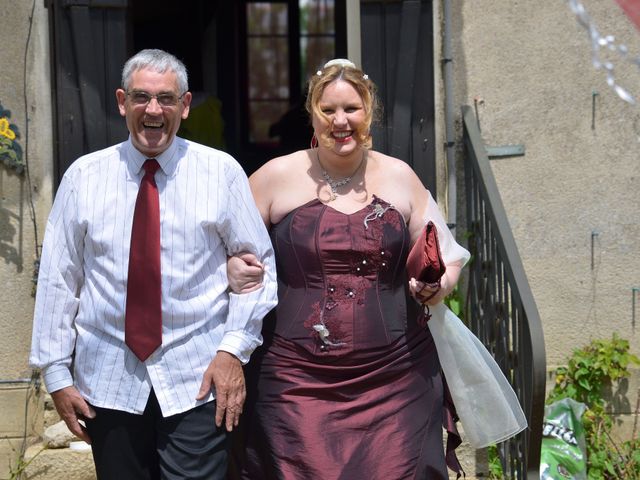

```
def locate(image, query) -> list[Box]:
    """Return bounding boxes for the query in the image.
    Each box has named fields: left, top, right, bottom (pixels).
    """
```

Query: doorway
left=48, top=0, right=346, bottom=181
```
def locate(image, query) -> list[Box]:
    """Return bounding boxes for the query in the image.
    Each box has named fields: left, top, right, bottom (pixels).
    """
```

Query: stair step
left=23, top=443, right=96, bottom=480
left=21, top=439, right=486, bottom=479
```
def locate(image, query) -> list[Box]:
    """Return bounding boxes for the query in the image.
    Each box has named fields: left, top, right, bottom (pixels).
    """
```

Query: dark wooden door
left=361, top=0, right=436, bottom=195
left=47, top=0, right=129, bottom=185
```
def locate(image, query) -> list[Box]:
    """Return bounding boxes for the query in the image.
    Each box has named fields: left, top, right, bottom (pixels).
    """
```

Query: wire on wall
left=23, top=0, right=41, bottom=295
left=5, top=2, right=45, bottom=473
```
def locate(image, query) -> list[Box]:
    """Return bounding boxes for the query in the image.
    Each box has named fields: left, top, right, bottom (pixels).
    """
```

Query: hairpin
left=317, top=58, right=370, bottom=80
left=324, top=58, right=356, bottom=69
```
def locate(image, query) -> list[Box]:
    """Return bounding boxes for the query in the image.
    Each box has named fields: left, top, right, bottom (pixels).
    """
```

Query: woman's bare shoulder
left=369, top=150, right=421, bottom=182
left=368, top=150, right=429, bottom=221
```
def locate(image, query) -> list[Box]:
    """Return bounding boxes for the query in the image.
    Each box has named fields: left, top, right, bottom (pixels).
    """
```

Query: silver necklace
left=317, top=150, right=366, bottom=201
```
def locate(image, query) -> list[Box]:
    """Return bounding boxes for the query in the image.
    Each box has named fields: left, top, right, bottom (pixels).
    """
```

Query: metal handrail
left=461, top=105, right=546, bottom=479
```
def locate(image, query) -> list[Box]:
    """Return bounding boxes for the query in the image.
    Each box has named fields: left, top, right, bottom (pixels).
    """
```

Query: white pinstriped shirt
left=29, top=137, right=277, bottom=417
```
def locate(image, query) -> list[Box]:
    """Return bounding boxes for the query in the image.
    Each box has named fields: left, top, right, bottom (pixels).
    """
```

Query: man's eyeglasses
left=126, top=91, right=187, bottom=107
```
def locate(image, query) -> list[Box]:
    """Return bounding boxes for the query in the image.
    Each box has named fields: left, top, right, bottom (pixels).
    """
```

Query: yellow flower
left=0, top=117, right=16, bottom=140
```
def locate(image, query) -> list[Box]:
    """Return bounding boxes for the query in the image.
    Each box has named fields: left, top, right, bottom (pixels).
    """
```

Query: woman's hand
left=409, top=264, right=461, bottom=306
left=409, top=277, right=447, bottom=306
left=227, top=253, right=264, bottom=294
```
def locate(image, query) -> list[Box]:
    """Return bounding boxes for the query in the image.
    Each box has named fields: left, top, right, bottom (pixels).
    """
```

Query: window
left=299, top=0, right=336, bottom=86
left=245, top=0, right=338, bottom=146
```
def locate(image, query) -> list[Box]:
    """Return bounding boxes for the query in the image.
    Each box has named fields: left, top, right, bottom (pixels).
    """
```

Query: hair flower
left=363, top=74, right=369, bottom=80
left=317, top=70, right=322, bottom=76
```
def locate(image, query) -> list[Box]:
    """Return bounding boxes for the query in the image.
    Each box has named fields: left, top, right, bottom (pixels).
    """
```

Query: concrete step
left=20, top=434, right=485, bottom=480
left=23, top=443, right=96, bottom=480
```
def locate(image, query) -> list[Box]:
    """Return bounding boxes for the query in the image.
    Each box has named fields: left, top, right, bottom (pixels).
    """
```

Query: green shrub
left=547, top=335, right=640, bottom=479
left=487, top=335, right=639, bottom=479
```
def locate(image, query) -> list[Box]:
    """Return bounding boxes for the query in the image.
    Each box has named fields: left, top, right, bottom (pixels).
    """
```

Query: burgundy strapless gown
left=231, top=197, right=460, bottom=480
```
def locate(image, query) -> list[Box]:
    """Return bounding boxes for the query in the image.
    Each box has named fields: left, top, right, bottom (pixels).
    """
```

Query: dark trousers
left=85, top=390, right=229, bottom=480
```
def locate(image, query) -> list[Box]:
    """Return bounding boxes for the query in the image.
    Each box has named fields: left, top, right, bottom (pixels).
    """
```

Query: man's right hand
left=50, top=386, right=96, bottom=444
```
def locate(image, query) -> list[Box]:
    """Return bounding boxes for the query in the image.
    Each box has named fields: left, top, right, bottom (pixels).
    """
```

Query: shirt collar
left=125, top=135, right=180, bottom=176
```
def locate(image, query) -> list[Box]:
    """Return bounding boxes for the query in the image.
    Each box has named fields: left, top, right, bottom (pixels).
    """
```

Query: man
left=29, top=49, right=277, bottom=479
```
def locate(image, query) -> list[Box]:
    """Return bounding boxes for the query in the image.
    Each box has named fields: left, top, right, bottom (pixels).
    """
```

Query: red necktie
left=125, top=159, right=162, bottom=361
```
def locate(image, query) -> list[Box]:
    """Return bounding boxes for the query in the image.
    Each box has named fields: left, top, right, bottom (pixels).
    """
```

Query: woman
left=229, top=59, right=470, bottom=479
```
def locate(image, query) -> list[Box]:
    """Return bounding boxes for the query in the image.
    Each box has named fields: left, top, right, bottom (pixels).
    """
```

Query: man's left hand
left=196, top=350, right=246, bottom=432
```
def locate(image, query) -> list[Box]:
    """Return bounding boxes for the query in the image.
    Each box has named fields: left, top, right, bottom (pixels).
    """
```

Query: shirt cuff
left=218, top=331, right=260, bottom=365
left=42, top=363, right=74, bottom=393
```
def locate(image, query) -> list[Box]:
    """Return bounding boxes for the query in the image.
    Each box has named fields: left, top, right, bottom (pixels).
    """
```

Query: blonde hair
left=305, top=61, right=380, bottom=149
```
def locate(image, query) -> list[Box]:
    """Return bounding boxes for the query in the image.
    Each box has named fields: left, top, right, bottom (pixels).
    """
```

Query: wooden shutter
left=47, top=0, right=129, bottom=186
left=360, top=0, right=436, bottom=194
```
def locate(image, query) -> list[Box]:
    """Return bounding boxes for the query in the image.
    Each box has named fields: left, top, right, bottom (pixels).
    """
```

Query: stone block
left=23, top=444, right=96, bottom=480
left=0, top=436, right=39, bottom=480
left=0, top=438, right=20, bottom=480
left=0, top=383, right=44, bottom=438
left=43, top=421, right=79, bottom=449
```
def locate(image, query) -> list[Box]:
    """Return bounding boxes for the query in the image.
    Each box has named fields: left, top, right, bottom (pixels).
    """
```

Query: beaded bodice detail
left=265, top=196, right=419, bottom=356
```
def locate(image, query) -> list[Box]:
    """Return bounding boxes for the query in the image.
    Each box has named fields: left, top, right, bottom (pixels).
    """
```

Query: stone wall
left=0, top=1, right=53, bottom=477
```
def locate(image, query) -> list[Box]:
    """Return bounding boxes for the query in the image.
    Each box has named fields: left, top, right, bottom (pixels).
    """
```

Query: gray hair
left=121, top=49, right=189, bottom=93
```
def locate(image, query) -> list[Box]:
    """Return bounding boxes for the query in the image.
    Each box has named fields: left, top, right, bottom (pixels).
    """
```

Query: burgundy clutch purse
left=407, top=221, right=446, bottom=323
left=406, top=221, right=447, bottom=288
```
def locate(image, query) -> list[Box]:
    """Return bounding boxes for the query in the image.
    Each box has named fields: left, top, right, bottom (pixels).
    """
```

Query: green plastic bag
left=540, top=398, right=587, bottom=480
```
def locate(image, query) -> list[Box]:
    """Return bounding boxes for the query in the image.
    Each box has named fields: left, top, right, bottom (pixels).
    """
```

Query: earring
left=310, top=133, right=318, bottom=149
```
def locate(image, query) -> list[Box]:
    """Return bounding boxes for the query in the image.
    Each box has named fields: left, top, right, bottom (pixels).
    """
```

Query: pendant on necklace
left=322, top=168, right=351, bottom=201
left=317, top=149, right=366, bottom=202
